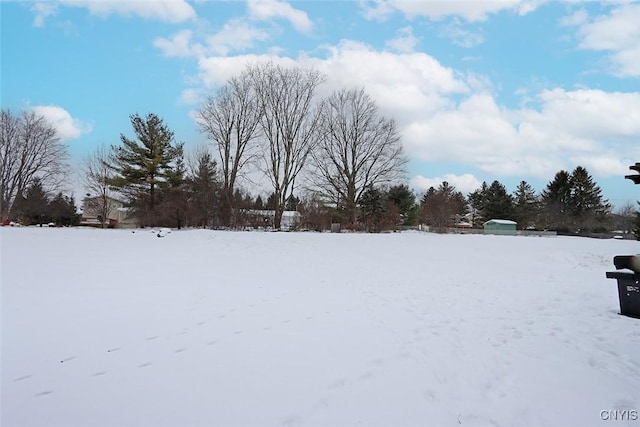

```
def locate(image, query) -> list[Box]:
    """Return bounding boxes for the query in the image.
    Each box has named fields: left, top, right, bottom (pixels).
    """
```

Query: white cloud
left=179, top=88, right=202, bottom=106
left=31, top=2, right=58, bottom=27
left=359, top=0, right=396, bottom=21
left=532, top=88, right=640, bottom=139
left=560, top=9, right=588, bottom=27
left=247, top=0, right=313, bottom=33
left=56, top=0, right=196, bottom=23
left=569, top=3, right=640, bottom=77
left=360, top=0, right=543, bottom=22
left=189, top=40, right=640, bottom=181
left=206, top=19, right=271, bottom=56
left=438, top=18, right=484, bottom=48
left=31, top=105, right=92, bottom=141
left=155, top=20, right=271, bottom=58
left=154, top=30, right=203, bottom=58
left=313, top=40, right=469, bottom=115
left=404, top=88, right=640, bottom=178
left=385, top=26, right=419, bottom=53
left=411, top=173, right=483, bottom=195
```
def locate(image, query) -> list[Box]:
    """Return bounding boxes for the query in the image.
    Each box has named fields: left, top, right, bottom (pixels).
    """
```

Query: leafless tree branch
left=1, top=109, right=68, bottom=219
left=308, top=87, right=407, bottom=222
left=249, top=62, right=325, bottom=229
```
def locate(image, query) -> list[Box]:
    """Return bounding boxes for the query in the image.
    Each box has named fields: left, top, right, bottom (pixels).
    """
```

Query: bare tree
left=421, top=182, right=468, bottom=228
left=1, top=109, right=68, bottom=220
left=82, top=145, right=116, bottom=228
left=195, top=71, right=262, bottom=227
left=613, top=202, right=637, bottom=235
left=250, top=62, right=325, bottom=229
left=309, top=87, right=406, bottom=223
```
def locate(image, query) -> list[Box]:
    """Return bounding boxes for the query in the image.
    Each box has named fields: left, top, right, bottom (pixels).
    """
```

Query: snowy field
left=1, top=227, right=639, bottom=427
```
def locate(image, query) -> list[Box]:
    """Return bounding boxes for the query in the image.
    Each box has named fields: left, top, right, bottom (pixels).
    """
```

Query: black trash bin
left=606, top=255, right=640, bottom=318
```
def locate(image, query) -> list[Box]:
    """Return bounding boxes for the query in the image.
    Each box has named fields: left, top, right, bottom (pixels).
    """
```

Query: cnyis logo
left=600, top=409, right=638, bottom=421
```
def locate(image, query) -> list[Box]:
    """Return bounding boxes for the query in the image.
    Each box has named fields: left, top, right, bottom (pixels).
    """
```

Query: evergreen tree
left=468, top=181, right=488, bottom=227
left=265, top=192, right=278, bottom=210
left=13, top=178, right=50, bottom=225
left=541, top=166, right=610, bottom=232
left=286, top=195, right=300, bottom=211
left=387, top=184, right=419, bottom=226
left=482, top=180, right=514, bottom=222
left=187, top=150, right=220, bottom=228
left=359, top=185, right=385, bottom=232
left=541, top=170, right=572, bottom=231
left=569, top=166, right=610, bottom=232
left=633, top=203, right=640, bottom=240
left=160, top=155, right=188, bottom=229
left=253, top=195, right=264, bottom=210
left=48, top=193, right=78, bottom=226
left=512, top=181, right=539, bottom=230
left=109, top=113, right=184, bottom=226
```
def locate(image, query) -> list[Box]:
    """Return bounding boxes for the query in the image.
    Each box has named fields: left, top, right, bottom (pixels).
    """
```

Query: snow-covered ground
left=1, top=227, right=639, bottom=427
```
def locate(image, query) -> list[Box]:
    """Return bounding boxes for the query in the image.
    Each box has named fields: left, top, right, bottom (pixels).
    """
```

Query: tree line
left=1, top=61, right=638, bottom=236
left=81, top=62, right=407, bottom=230
left=421, top=169, right=616, bottom=234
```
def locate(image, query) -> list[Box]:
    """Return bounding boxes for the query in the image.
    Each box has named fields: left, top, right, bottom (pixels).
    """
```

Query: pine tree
left=12, top=178, right=50, bottom=225
left=569, top=166, right=610, bottom=232
left=541, top=167, right=611, bottom=232
left=359, top=185, right=385, bottom=232
left=286, top=195, right=300, bottom=211
left=187, top=151, right=220, bottom=228
left=48, top=193, right=78, bottom=226
left=253, top=195, right=264, bottom=210
left=109, top=113, right=184, bottom=226
left=160, top=155, right=187, bottom=229
left=387, top=184, right=419, bottom=226
left=265, top=193, right=278, bottom=210
left=541, top=170, right=572, bottom=232
left=482, top=180, right=514, bottom=222
left=468, top=181, right=488, bottom=227
left=633, top=203, right=640, bottom=240
left=512, top=181, right=539, bottom=230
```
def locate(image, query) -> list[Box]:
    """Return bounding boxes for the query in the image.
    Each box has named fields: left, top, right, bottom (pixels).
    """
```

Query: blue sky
left=2, top=0, right=639, bottom=209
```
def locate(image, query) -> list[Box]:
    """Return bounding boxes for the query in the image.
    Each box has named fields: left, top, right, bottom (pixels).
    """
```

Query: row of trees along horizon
left=1, top=62, right=637, bottom=236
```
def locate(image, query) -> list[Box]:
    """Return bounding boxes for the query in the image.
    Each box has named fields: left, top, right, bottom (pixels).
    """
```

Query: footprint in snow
left=423, top=390, right=437, bottom=402
left=34, top=390, right=53, bottom=397
left=91, top=371, right=106, bottom=377
left=138, top=362, right=152, bottom=368
left=14, top=375, right=32, bottom=382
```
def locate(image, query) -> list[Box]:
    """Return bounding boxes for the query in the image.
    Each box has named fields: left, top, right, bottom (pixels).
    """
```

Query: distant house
left=483, top=219, right=517, bottom=235
left=80, top=196, right=137, bottom=228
